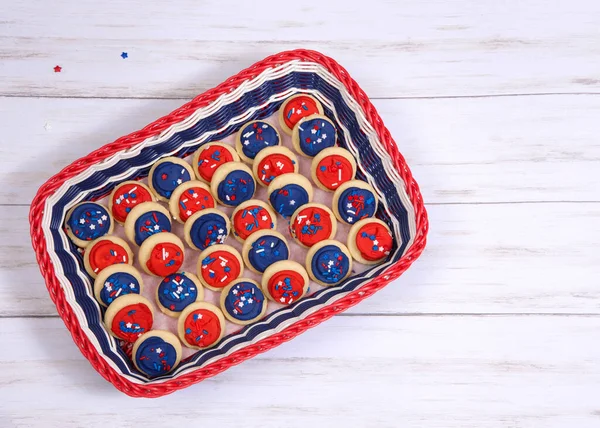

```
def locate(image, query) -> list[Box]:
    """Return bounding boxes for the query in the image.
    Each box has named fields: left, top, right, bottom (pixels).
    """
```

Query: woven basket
left=29, top=50, right=428, bottom=397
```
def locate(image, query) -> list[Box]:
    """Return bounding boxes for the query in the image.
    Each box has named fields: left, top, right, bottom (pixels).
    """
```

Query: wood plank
left=1, top=316, right=599, bottom=427
left=2, top=95, right=599, bottom=205
left=7, top=201, right=600, bottom=317
left=1, top=0, right=600, bottom=98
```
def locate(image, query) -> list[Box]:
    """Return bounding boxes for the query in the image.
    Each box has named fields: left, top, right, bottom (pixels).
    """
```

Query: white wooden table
left=1, top=1, right=599, bottom=427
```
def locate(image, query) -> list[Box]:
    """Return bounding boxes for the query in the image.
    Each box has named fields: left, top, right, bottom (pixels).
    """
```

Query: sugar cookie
left=65, top=202, right=114, bottom=248
left=138, top=232, right=185, bottom=276
left=305, top=240, right=353, bottom=286
left=124, top=201, right=172, bottom=246
left=347, top=218, right=394, bottom=264
left=132, top=330, right=182, bottom=378
left=168, top=180, right=215, bottom=223
left=311, top=147, right=357, bottom=192
left=148, top=156, right=194, bottom=201
left=267, top=173, right=313, bottom=218
left=197, top=244, right=244, bottom=291
left=108, top=181, right=155, bottom=224
left=261, top=260, right=309, bottom=305
left=177, top=302, right=226, bottom=350
left=103, top=294, right=154, bottom=342
left=278, top=94, right=324, bottom=135
left=252, top=146, right=298, bottom=187
left=242, top=229, right=289, bottom=274
left=236, top=120, right=281, bottom=163
left=155, top=271, right=203, bottom=317
left=219, top=279, right=267, bottom=325
left=292, top=114, right=337, bottom=157
left=289, top=203, right=337, bottom=248
left=192, top=142, right=240, bottom=183
left=230, top=199, right=276, bottom=242
left=183, top=208, right=230, bottom=251
left=83, top=235, right=133, bottom=278
left=94, top=264, right=143, bottom=307
left=331, top=180, right=378, bottom=225
left=210, top=161, right=256, bottom=207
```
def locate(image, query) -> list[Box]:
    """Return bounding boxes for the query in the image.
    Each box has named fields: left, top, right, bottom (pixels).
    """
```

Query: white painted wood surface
left=1, top=1, right=599, bottom=427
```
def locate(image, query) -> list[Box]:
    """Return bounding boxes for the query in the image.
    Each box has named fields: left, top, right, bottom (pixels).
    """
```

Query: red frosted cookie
left=261, top=260, right=309, bottom=305
left=192, top=142, right=240, bottom=183
left=230, top=199, right=277, bottom=242
left=177, top=302, right=226, bottom=350
left=289, top=203, right=337, bottom=248
left=103, top=294, right=154, bottom=343
left=197, top=244, right=244, bottom=291
left=252, top=146, right=299, bottom=187
left=138, top=232, right=185, bottom=277
left=83, top=235, right=133, bottom=278
left=311, top=147, right=357, bottom=192
left=168, top=180, right=215, bottom=223
left=108, top=181, right=155, bottom=224
left=347, top=218, right=394, bottom=264
left=278, top=94, right=324, bottom=135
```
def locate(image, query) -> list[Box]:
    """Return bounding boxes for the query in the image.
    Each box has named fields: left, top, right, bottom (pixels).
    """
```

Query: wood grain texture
left=2, top=95, right=599, bottom=205
left=6, top=201, right=600, bottom=317
left=2, top=316, right=600, bottom=427
left=1, top=0, right=600, bottom=98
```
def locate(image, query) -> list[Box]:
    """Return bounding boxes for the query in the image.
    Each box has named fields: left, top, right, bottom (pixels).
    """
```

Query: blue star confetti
left=121, top=52, right=128, bottom=59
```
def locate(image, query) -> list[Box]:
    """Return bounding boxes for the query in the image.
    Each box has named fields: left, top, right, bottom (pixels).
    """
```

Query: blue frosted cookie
left=331, top=180, right=378, bottom=225
left=305, top=239, right=353, bottom=286
left=236, top=120, right=281, bottom=163
left=241, top=229, right=290, bottom=274
left=183, top=208, right=230, bottom=251
left=210, top=161, right=256, bottom=207
left=292, top=114, right=337, bottom=157
left=155, top=271, right=204, bottom=317
left=132, top=330, right=182, bottom=378
left=219, top=279, right=267, bottom=325
left=65, top=201, right=114, bottom=248
left=124, top=202, right=172, bottom=246
left=267, top=173, right=313, bottom=218
left=148, top=157, right=195, bottom=201
left=93, top=264, right=143, bottom=308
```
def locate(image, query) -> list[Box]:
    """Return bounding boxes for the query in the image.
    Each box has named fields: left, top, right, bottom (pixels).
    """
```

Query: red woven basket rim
left=29, top=49, right=429, bottom=398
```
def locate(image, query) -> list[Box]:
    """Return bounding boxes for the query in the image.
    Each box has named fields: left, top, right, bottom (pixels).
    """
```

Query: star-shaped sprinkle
left=126, top=322, right=132, bottom=328
left=101, top=215, right=108, bottom=221
left=156, top=347, right=162, bottom=353
left=290, top=200, right=296, bottom=206
left=53, top=65, right=62, bottom=73
left=89, top=224, right=96, bottom=230
left=121, top=52, right=128, bottom=59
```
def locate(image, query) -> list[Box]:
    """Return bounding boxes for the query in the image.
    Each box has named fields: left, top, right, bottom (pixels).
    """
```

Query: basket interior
left=40, top=61, right=416, bottom=384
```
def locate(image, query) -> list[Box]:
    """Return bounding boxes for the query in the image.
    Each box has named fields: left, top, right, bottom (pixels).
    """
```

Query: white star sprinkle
left=311, top=129, right=317, bottom=134
left=186, top=210, right=192, bottom=216
left=79, top=219, right=85, bottom=224
left=101, top=215, right=108, bottom=221
left=89, top=224, right=96, bottom=230
left=156, top=348, right=162, bottom=353
left=347, top=203, right=352, bottom=208
left=176, top=179, right=182, bottom=185
left=261, top=215, right=268, bottom=221
left=290, top=200, right=296, bottom=206
left=373, top=240, right=379, bottom=245
left=126, top=322, right=132, bottom=328
left=322, top=134, right=327, bottom=139
left=218, top=229, right=224, bottom=234
left=154, top=224, right=160, bottom=230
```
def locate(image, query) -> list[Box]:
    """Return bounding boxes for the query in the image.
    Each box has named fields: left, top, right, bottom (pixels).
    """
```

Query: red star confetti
left=53, top=65, right=62, bottom=73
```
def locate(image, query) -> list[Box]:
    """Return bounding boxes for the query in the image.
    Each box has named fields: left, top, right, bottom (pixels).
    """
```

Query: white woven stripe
left=41, top=59, right=417, bottom=384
